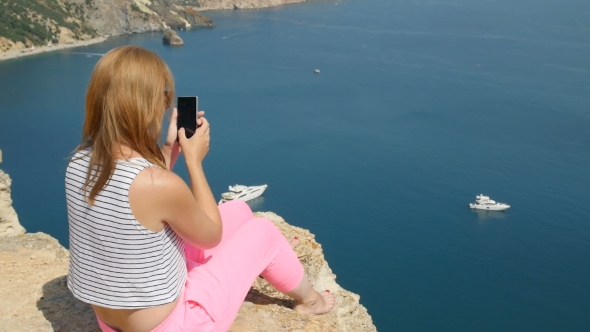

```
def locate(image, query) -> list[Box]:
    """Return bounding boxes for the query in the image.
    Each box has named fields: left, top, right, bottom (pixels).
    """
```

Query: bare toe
left=321, top=290, right=335, bottom=312
left=288, top=236, right=300, bottom=250
left=294, top=290, right=335, bottom=315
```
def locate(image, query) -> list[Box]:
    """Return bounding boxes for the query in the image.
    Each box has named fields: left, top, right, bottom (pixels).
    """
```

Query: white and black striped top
left=65, top=149, right=187, bottom=309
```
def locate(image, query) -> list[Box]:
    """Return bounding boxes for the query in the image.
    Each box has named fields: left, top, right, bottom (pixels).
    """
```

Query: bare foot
left=288, top=236, right=300, bottom=250
left=293, top=290, right=335, bottom=315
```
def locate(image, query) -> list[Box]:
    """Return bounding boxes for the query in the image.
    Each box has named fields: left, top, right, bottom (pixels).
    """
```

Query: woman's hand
left=162, top=108, right=204, bottom=170
left=178, top=117, right=210, bottom=165
left=175, top=116, right=220, bottom=233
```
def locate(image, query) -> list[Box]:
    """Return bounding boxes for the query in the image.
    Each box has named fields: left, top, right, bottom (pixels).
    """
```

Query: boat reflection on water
left=245, top=196, right=266, bottom=211
left=473, top=209, right=507, bottom=223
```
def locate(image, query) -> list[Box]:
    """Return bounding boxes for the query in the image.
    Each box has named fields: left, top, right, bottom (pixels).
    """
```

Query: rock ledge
left=0, top=216, right=376, bottom=331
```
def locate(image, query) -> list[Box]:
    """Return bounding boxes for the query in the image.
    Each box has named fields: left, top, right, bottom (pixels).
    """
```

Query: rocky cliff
left=76, top=0, right=215, bottom=36
left=0, top=0, right=306, bottom=53
left=0, top=152, right=376, bottom=331
left=194, top=0, right=305, bottom=10
left=0, top=150, right=26, bottom=237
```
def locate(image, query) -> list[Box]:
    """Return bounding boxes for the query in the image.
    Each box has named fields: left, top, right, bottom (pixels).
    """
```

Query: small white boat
left=469, top=194, right=510, bottom=211
left=314, top=69, right=320, bottom=73
left=218, top=184, right=268, bottom=205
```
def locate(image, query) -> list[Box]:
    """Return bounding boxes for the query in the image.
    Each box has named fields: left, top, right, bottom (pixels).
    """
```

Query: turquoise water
left=1, top=0, right=590, bottom=330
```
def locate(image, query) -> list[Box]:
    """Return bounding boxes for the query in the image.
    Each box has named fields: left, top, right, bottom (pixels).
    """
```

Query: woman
left=65, top=46, right=334, bottom=332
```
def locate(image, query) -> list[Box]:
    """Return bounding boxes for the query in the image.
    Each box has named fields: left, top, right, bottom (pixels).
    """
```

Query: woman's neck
left=112, top=144, right=143, bottom=160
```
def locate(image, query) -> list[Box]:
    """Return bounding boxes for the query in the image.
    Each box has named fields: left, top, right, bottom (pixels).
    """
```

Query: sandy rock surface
left=0, top=214, right=375, bottom=331
left=0, top=233, right=93, bottom=331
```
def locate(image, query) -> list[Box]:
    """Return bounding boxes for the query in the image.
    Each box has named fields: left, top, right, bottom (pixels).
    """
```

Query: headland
left=0, top=149, right=376, bottom=331
left=0, top=0, right=309, bottom=62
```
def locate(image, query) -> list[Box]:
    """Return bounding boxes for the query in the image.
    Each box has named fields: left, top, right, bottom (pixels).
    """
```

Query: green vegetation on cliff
left=0, top=0, right=96, bottom=48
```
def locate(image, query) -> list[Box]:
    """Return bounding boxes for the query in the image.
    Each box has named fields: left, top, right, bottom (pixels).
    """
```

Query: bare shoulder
left=132, top=166, right=185, bottom=192
left=130, top=166, right=191, bottom=209
left=131, top=166, right=220, bottom=249
left=129, top=166, right=191, bottom=232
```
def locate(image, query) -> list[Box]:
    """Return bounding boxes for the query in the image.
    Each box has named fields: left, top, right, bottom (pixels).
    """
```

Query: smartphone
left=177, top=96, right=198, bottom=140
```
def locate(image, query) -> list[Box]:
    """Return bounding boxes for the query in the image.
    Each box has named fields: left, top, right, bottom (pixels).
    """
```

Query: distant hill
left=0, top=0, right=307, bottom=53
left=0, top=0, right=214, bottom=53
left=0, top=0, right=96, bottom=51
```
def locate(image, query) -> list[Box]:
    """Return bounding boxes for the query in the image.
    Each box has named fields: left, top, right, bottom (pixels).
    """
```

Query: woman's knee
left=218, top=200, right=253, bottom=219
left=241, top=217, right=283, bottom=241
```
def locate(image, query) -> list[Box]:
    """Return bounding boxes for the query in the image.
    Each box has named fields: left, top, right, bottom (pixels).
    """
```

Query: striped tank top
left=65, top=149, right=187, bottom=309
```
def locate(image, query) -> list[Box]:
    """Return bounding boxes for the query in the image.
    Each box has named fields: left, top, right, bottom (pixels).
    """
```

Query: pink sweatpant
left=97, top=200, right=304, bottom=332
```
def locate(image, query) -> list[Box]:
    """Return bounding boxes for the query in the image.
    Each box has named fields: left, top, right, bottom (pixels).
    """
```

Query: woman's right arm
left=156, top=171, right=222, bottom=249
left=130, top=167, right=222, bottom=249
left=152, top=117, right=222, bottom=249
left=177, top=117, right=222, bottom=232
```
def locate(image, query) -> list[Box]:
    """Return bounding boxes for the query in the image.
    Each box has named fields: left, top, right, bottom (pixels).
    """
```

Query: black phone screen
left=177, top=96, right=198, bottom=139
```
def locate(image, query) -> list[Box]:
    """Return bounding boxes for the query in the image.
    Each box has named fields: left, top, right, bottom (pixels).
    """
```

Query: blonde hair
left=77, top=46, right=175, bottom=204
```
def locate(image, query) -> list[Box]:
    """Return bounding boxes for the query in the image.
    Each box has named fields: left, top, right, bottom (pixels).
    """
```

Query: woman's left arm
left=161, top=142, right=181, bottom=171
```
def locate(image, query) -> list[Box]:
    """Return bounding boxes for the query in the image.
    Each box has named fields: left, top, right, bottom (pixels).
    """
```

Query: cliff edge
left=0, top=150, right=25, bottom=237
left=0, top=152, right=376, bottom=331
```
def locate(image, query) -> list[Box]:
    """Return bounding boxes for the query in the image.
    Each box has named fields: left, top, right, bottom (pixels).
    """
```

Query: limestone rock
left=0, top=213, right=376, bottom=331
left=163, top=30, right=184, bottom=46
left=195, top=0, right=307, bottom=11
left=180, top=7, right=214, bottom=28
left=65, top=0, right=214, bottom=36
left=0, top=150, right=25, bottom=237
left=0, top=233, right=92, bottom=331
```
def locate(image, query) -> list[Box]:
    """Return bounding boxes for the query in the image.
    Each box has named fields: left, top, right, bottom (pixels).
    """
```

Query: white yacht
left=314, top=69, right=320, bottom=73
left=218, top=184, right=268, bottom=205
left=469, top=194, right=510, bottom=211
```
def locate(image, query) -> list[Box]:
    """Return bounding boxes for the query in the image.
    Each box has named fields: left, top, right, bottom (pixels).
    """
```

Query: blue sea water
left=1, top=0, right=590, bottom=330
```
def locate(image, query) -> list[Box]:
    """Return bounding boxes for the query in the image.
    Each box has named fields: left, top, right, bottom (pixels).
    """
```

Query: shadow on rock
left=37, top=276, right=100, bottom=332
left=245, top=287, right=294, bottom=309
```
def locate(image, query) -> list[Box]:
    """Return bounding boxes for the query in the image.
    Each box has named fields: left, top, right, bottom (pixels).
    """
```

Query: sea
left=1, top=0, right=589, bottom=330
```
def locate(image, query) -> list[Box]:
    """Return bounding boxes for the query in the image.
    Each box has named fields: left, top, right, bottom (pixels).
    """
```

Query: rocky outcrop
left=67, top=0, right=214, bottom=36
left=0, top=149, right=25, bottom=237
left=163, top=30, right=184, bottom=46
left=0, top=212, right=376, bottom=331
left=194, top=0, right=306, bottom=11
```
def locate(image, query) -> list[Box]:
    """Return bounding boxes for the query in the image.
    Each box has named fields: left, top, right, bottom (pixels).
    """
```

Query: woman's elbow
left=195, top=224, right=222, bottom=250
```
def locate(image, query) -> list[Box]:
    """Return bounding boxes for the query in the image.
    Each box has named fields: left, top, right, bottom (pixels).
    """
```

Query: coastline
left=0, top=0, right=309, bottom=63
left=0, top=37, right=107, bottom=63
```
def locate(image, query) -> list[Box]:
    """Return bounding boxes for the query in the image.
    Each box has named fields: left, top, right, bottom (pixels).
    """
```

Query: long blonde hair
left=77, top=46, right=175, bottom=204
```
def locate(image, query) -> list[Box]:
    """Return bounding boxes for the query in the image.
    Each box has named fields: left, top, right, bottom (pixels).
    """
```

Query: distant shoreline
left=0, top=37, right=107, bottom=63
left=0, top=0, right=310, bottom=63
